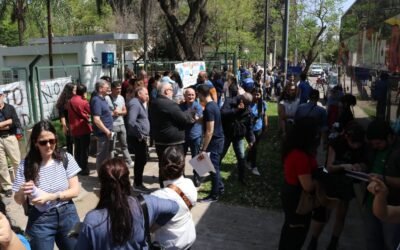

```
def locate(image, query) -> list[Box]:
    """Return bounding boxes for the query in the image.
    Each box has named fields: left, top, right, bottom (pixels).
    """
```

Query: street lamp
left=282, top=0, right=290, bottom=84
left=263, top=0, right=270, bottom=82
left=47, top=0, right=53, bottom=78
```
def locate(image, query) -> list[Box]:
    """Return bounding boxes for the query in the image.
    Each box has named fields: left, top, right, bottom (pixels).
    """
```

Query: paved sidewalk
left=3, top=103, right=370, bottom=249
left=5, top=152, right=366, bottom=250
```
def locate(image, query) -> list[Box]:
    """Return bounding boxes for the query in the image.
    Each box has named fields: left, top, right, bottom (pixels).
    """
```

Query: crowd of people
left=0, top=64, right=398, bottom=250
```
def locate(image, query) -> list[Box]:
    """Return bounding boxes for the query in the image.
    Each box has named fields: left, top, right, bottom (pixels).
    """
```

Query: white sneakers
left=251, top=167, right=261, bottom=176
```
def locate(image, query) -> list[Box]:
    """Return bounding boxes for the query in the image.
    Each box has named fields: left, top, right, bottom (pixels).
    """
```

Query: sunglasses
left=37, top=139, right=57, bottom=146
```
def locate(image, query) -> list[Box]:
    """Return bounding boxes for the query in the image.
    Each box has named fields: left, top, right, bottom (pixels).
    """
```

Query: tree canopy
left=0, top=0, right=344, bottom=66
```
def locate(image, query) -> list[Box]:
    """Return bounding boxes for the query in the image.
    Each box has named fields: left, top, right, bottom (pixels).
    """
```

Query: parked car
left=309, top=65, right=324, bottom=76
left=327, top=72, right=340, bottom=97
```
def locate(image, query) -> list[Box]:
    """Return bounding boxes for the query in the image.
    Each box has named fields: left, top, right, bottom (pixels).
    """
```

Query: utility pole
left=263, top=0, right=270, bottom=83
left=143, top=0, right=148, bottom=71
left=47, top=0, right=53, bottom=78
left=282, top=0, right=290, bottom=84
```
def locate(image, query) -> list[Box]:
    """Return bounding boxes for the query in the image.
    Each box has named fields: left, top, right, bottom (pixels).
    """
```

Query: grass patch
left=51, top=119, right=66, bottom=147
left=198, top=102, right=283, bottom=209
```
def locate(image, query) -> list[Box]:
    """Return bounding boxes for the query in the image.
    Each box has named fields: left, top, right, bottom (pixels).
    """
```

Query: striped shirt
left=12, top=153, right=81, bottom=210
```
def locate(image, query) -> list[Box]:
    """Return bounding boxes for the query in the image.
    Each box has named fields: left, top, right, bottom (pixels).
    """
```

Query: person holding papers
left=308, top=122, right=365, bottom=250
left=197, top=84, right=225, bottom=203
left=363, top=120, right=400, bottom=250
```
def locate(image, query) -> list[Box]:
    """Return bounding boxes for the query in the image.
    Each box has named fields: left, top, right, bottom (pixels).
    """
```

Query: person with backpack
left=220, top=91, right=255, bottom=184
left=247, top=87, right=268, bottom=176
left=12, top=120, right=81, bottom=250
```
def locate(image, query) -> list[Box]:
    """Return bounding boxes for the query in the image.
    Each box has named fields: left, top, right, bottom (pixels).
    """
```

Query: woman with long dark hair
left=76, top=158, right=179, bottom=249
left=12, top=120, right=81, bottom=250
left=308, top=122, right=365, bottom=250
left=56, top=82, right=76, bottom=154
left=278, top=118, right=320, bottom=250
left=247, top=87, right=268, bottom=176
left=68, top=84, right=92, bottom=175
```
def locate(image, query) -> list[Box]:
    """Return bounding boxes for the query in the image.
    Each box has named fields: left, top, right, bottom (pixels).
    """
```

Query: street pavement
left=3, top=101, right=369, bottom=250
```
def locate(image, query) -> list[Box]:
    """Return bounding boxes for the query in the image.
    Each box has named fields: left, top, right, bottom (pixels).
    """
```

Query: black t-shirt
left=0, top=103, right=21, bottom=136
left=204, top=101, right=224, bottom=139
left=330, top=136, right=365, bottom=166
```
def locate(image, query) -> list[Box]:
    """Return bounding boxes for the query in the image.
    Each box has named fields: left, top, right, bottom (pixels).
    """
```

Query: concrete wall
left=0, top=42, right=117, bottom=91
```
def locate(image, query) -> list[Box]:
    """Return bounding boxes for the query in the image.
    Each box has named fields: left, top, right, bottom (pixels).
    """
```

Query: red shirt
left=283, top=149, right=317, bottom=185
left=67, top=95, right=92, bottom=137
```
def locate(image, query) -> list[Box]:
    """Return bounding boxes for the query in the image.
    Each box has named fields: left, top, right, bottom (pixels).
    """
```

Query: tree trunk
left=302, top=25, right=326, bottom=74
left=157, top=0, right=209, bottom=60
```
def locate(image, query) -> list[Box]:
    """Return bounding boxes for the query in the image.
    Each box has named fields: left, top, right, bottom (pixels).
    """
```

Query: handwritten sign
left=0, top=76, right=72, bottom=127
left=38, top=76, right=72, bottom=120
left=1, top=81, right=30, bottom=127
left=175, top=61, right=206, bottom=88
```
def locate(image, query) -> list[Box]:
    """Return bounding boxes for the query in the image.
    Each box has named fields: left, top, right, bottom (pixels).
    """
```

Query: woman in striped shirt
left=13, top=120, right=81, bottom=250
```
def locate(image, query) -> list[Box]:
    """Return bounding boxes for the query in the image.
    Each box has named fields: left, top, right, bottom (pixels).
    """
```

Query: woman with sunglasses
left=12, top=120, right=81, bottom=250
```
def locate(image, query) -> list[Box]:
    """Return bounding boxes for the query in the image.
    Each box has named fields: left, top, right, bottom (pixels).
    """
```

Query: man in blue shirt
left=197, top=84, right=225, bottom=202
left=295, top=89, right=328, bottom=145
left=90, top=79, right=113, bottom=171
left=298, top=72, right=313, bottom=104
left=180, top=87, right=203, bottom=186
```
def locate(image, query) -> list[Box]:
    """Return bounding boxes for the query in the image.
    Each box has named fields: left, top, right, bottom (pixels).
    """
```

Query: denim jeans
left=96, top=135, right=112, bottom=171
left=220, top=137, right=246, bottom=181
left=26, top=202, right=80, bottom=250
left=207, top=137, right=225, bottom=197
left=184, top=137, right=202, bottom=158
left=247, top=130, right=263, bottom=168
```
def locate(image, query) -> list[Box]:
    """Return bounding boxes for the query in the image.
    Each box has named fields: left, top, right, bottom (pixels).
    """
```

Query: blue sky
left=342, top=0, right=356, bottom=13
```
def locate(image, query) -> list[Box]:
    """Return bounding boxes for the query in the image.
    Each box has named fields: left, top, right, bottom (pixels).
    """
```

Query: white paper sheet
left=188, top=152, right=216, bottom=176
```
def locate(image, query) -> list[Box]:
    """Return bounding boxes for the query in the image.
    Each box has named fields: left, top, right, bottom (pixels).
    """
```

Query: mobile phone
left=345, top=170, right=370, bottom=182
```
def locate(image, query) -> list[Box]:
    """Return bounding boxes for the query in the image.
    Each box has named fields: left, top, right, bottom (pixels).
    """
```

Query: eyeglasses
left=38, top=139, right=57, bottom=146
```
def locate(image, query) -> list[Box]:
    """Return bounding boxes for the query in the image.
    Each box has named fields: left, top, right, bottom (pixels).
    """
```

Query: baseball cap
left=160, top=76, right=176, bottom=84
left=0, top=89, right=4, bottom=95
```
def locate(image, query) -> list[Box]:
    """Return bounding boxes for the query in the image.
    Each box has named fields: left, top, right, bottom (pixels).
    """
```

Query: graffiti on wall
left=0, top=76, right=72, bottom=127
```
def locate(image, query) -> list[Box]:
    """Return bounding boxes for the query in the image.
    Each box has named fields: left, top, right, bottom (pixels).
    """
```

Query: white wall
left=0, top=42, right=117, bottom=91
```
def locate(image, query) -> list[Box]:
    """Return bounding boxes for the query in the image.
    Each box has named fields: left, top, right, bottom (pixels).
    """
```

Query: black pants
left=66, top=134, right=73, bottom=155
left=247, top=130, right=262, bottom=168
left=279, top=182, right=312, bottom=250
left=132, top=137, right=148, bottom=186
left=73, top=134, right=90, bottom=171
left=155, top=143, right=184, bottom=187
